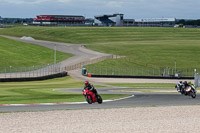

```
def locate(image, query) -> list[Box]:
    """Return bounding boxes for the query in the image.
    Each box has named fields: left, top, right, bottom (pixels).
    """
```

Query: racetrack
left=0, top=87, right=199, bottom=112
left=1, top=88, right=200, bottom=133
left=0, top=36, right=198, bottom=112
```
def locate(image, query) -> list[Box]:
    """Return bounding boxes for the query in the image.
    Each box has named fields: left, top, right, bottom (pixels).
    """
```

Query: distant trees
left=176, top=19, right=200, bottom=26
left=0, top=18, right=33, bottom=24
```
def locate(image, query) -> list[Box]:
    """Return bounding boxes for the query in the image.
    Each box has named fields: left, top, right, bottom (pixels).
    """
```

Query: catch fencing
left=0, top=63, right=63, bottom=79
left=195, top=73, right=200, bottom=87
left=84, top=66, right=198, bottom=78
left=0, top=55, right=113, bottom=79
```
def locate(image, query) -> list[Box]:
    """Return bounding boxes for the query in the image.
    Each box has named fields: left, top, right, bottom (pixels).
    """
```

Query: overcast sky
left=0, top=0, right=199, bottom=19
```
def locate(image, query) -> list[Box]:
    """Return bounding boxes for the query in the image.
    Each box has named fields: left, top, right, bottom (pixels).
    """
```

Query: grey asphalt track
left=0, top=88, right=199, bottom=112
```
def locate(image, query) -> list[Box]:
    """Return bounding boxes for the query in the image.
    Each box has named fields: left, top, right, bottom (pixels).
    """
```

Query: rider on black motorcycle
left=187, top=81, right=197, bottom=93
left=83, top=81, right=98, bottom=97
left=175, top=81, right=184, bottom=93
left=182, top=81, right=197, bottom=94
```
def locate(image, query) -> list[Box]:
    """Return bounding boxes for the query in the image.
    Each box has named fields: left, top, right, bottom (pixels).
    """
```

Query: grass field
left=0, top=26, right=199, bottom=104
left=106, top=83, right=175, bottom=88
left=0, top=36, right=72, bottom=67
left=1, top=26, right=200, bottom=72
left=0, top=76, right=129, bottom=104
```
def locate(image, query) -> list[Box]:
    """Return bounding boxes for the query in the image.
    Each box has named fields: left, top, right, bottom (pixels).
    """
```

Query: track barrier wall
left=0, top=72, right=67, bottom=82
left=0, top=55, right=113, bottom=82
left=84, top=65, right=197, bottom=79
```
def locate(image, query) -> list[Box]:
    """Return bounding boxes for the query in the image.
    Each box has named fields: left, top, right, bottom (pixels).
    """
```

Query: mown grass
left=106, top=83, right=175, bottom=88
left=0, top=27, right=199, bottom=103
left=120, top=89, right=177, bottom=93
left=0, top=36, right=72, bottom=67
left=0, top=76, right=129, bottom=104
left=1, top=26, right=200, bottom=71
left=1, top=26, right=200, bottom=43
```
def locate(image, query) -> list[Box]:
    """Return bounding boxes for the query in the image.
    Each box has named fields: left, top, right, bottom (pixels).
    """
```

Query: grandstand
left=32, top=15, right=87, bottom=26
left=94, top=13, right=176, bottom=27
left=94, top=14, right=124, bottom=26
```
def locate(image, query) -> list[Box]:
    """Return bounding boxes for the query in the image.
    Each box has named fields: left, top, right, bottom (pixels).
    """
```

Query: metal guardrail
left=0, top=55, right=113, bottom=79
left=84, top=65, right=198, bottom=78
left=0, top=63, right=62, bottom=79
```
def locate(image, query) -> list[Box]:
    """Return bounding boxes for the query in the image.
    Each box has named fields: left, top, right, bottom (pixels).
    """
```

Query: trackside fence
left=0, top=55, right=114, bottom=79
left=83, top=66, right=198, bottom=78
left=195, top=73, right=200, bottom=87
left=0, top=63, right=63, bottom=79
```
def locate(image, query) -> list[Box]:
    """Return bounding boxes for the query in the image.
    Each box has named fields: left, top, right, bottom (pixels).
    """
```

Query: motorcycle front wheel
left=97, top=95, right=103, bottom=104
left=87, top=96, right=93, bottom=104
left=191, top=93, right=196, bottom=98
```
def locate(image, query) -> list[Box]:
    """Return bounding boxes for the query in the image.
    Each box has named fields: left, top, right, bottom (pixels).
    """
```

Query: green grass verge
left=108, top=83, right=176, bottom=93
left=0, top=76, right=129, bottom=104
left=1, top=26, right=200, bottom=73
left=1, top=26, right=200, bottom=44
left=106, top=83, right=175, bottom=88
left=120, top=89, right=176, bottom=93
left=120, top=88, right=199, bottom=93
left=107, top=83, right=199, bottom=93
left=0, top=36, right=72, bottom=67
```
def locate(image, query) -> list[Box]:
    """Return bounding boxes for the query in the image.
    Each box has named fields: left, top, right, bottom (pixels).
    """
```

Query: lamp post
left=54, top=44, right=56, bottom=64
left=175, top=61, right=176, bottom=74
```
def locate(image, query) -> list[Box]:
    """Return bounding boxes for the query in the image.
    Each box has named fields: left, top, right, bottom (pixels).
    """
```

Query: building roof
left=37, top=15, right=84, bottom=18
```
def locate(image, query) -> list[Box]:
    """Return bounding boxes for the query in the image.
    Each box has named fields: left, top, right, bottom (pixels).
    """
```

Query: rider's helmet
left=183, top=81, right=187, bottom=85
left=85, top=81, right=89, bottom=87
left=188, top=81, right=192, bottom=85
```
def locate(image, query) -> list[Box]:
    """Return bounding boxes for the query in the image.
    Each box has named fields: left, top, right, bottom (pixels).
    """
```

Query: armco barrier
left=88, top=74, right=194, bottom=79
left=0, top=72, right=67, bottom=82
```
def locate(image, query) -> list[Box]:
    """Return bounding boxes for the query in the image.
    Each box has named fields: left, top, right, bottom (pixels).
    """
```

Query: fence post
left=29, top=67, right=30, bottom=78
left=48, top=64, right=49, bottom=76
left=5, top=68, right=6, bottom=78
left=25, top=67, right=26, bottom=78
left=153, top=69, right=154, bottom=76
left=10, top=66, right=12, bottom=78
left=194, top=73, right=199, bottom=87
left=142, top=68, right=144, bottom=76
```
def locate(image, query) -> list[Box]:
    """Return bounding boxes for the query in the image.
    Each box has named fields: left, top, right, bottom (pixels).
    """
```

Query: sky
left=0, top=0, right=199, bottom=19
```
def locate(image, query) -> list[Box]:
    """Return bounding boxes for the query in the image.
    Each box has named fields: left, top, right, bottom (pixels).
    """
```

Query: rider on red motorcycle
left=84, top=81, right=98, bottom=97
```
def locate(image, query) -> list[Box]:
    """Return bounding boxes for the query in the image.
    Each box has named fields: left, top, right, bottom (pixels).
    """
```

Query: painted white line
left=0, top=95, right=134, bottom=107
left=104, top=95, right=134, bottom=102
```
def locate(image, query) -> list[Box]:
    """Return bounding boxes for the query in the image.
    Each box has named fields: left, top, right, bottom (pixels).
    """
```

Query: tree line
left=176, top=19, right=200, bottom=26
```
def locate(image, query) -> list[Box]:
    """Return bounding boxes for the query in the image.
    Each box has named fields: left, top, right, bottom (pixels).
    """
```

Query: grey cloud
left=0, top=0, right=199, bottom=19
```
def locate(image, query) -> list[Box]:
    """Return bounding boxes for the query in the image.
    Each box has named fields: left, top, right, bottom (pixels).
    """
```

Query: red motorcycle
left=82, top=88, right=103, bottom=104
